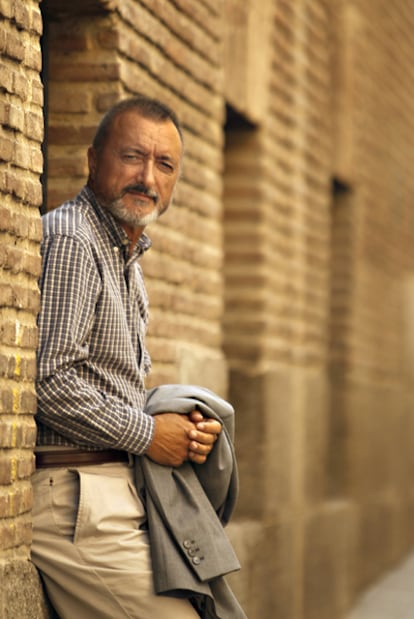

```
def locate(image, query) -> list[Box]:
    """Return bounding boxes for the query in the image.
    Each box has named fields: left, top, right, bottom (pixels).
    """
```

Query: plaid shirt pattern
left=36, top=185, right=155, bottom=453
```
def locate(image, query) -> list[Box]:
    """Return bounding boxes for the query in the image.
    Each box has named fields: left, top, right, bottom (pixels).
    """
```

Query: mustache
left=121, top=183, right=159, bottom=202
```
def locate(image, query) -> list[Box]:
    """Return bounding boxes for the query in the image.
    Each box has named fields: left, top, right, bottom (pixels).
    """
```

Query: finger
left=189, top=440, right=213, bottom=455
left=189, top=410, right=204, bottom=423
left=189, top=430, right=217, bottom=445
left=188, top=450, right=207, bottom=464
left=196, top=420, right=222, bottom=434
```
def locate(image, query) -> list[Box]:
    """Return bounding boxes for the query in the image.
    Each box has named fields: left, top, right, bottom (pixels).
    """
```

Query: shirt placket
left=124, top=256, right=146, bottom=372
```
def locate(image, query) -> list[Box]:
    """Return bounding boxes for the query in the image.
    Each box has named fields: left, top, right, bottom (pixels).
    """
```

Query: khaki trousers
left=31, top=462, right=200, bottom=619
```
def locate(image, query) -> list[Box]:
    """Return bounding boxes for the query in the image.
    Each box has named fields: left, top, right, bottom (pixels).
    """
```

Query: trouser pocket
left=32, top=467, right=80, bottom=540
left=72, top=469, right=146, bottom=545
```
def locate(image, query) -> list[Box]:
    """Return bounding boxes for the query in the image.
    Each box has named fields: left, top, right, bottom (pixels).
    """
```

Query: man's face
left=88, top=111, right=183, bottom=234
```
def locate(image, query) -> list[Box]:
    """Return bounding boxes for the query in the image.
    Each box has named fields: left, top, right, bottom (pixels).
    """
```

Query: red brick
left=24, top=45, right=42, bottom=72
left=24, top=110, right=44, bottom=142
left=95, top=90, right=122, bottom=112
left=0, top=62, right=13, bottom=93
left=14, top=2, right=31, bottom=31
left=0, top=515, right=32, bottom=549
left=48, top=155, right=88, bottom=178
left=49, top=89, right=92, bottom=114
left=5, top=31, right=25, bottom=61
left=7, top=103, right=25, bottom=131
left=50, top=30, right=91, bottom=52
left=0, top=353, right=14, bottom=378
left=24, top=178, right=43, bottom=206
left=96, top=27, right=119, bottom=49
left=0, top=456, right=14, bottom=484
left=19, top=387, right=37, bottom=413
left=14, top=141, right=32, bottom=169
left=0, top=134, right=14, bottom=162
left=31, top=5, right=43, bottom=36
left=49, top=60, right=121, bottom=82
left=0, top=483, right=33, bottom=518
left=31, top=77, right=43, bottom=106
left=27, top=216, right=42, bottom=242
left=0, top=26, right=6, bottom=53
left=30, top=147, right=43, bottom=174
left=16, top=454, right=35, bottom=479
left=0, top=0, right=13, bottom=19
left=12, top=72, right=30, bottom=100
left=4, top=172, right=23, bottom=200
left=48, top=123, right=97, bottom=146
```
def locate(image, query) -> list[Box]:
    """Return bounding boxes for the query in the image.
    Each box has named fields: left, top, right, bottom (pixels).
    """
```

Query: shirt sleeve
left=36, top=234, right=154, bottom=454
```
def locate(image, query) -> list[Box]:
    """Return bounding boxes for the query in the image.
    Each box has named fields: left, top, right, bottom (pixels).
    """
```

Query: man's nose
left=137, top=158, right=155, bottom=187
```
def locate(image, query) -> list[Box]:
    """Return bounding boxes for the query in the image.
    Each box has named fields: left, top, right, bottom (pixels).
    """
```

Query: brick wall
left=223, top=0, right=414, bottom=617
left=0, top=1, right=52, bottom=616
left=329, top=0, right=414, bottom=591
left=3, top=0, right=414, bottom=617
left=223, top=2, right=337, bottom=616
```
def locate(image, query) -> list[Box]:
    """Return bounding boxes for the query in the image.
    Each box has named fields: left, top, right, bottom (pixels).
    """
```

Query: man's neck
left=121, top=224, right=145, bottom=256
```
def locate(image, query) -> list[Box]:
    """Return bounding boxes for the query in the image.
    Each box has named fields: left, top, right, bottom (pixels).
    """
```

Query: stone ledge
left=0, top=559, right=57, bottom=619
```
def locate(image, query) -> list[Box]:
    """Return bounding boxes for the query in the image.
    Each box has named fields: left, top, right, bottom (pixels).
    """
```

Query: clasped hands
left=145, top=410, right=222, bottom=467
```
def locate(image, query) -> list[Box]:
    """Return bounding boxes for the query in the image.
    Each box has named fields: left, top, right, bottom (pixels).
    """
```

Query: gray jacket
left=134, top=384, right=248, bottom=619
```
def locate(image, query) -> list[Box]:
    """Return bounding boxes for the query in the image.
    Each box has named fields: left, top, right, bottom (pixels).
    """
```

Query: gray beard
left=106, top=197, right=162, bottom=227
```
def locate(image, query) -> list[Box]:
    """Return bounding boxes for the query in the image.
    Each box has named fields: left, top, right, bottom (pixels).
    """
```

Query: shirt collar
left=81, top=185, right=152, bottom=258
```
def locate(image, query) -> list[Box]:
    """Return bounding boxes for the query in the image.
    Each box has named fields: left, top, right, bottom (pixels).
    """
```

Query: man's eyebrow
left=122, top=147, right=177, bottom=161
left=121, top=146, right=147, bottom=154
left=157, top=153, right=177, bottom=163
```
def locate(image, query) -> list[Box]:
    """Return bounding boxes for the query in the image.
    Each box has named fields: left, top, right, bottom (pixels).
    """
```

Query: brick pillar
left=0, top=1, right=52, bottom=616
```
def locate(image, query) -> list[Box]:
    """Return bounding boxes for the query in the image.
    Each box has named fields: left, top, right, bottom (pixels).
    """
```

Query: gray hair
left=92, top=94, right=184, bottom=150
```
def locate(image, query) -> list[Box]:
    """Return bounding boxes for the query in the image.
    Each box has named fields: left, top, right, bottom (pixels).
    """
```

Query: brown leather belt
left=35, top=449, right=129, bottom=468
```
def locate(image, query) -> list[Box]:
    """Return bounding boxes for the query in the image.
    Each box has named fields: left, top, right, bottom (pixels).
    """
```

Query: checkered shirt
left=36, top=185, right=155, bottom=453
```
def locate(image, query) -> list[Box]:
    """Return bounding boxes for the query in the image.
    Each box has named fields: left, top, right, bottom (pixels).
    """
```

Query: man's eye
left=121, top=152, right=146, bottom=163
left=158, top=161, right=174, bottom=173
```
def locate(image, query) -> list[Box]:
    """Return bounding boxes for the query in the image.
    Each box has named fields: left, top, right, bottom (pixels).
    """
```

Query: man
left=32, top=96, right=238, bottom=619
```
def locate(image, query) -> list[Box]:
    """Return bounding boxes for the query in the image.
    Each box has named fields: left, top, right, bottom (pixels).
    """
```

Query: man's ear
left=87, top=146, right=97, bottom=179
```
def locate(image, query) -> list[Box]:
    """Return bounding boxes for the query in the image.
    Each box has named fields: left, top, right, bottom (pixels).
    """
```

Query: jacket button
left=192, top=557, right=201, bottom=565
left=183, top=540, right=192, bottom=549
